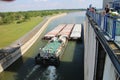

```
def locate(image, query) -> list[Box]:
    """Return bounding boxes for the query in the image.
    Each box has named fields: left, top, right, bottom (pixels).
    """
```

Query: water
left=0, top=11, right=85, bottom=80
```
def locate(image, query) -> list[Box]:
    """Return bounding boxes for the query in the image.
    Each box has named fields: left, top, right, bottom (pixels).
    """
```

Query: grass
left=0, top=17, right=43, bottom=48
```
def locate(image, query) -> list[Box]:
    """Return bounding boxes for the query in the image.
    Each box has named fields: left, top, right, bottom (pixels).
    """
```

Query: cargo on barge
left=44, top=24, right=66, bottom=39
left=59, top=24, right=74, bottom=39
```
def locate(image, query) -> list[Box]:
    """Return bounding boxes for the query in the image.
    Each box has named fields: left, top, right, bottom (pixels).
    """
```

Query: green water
left=0, top=11, right=85, bottom=80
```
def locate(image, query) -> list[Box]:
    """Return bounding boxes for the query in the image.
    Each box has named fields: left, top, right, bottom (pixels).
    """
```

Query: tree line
left=0, top=9, right=84, bottom=25
left=0, top=10, right=61, bottom=25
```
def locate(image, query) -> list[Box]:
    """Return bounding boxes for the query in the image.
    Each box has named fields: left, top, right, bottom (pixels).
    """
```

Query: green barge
left=35, top=36, right=67, bottom=66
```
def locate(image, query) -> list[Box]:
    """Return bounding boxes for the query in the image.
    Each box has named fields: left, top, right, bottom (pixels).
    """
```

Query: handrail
left=87, top=10, right=120, bottom=46
left=86, top=12, right=120, bottom=76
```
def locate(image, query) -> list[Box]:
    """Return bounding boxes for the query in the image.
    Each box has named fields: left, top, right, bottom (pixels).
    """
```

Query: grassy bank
left=0, top=17, right=43, bottom=48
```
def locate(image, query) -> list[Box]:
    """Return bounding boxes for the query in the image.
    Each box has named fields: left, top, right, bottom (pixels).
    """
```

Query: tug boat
left=35, top=36, right=67, bottom=66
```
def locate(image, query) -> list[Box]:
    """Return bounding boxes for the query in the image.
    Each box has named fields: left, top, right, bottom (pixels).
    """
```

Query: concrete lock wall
left=84, top=17, right=97, bottom=80
left=84, top=16, right=118, bottom=80
left=103, top=54, right=116, bottom=80
left=0, top=13, right=67, bottom=73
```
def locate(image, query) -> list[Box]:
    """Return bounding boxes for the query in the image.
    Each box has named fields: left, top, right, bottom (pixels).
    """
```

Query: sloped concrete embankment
left=0, top=13, right=67, bottom=73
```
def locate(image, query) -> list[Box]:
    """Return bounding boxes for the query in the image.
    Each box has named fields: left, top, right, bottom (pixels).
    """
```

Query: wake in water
left=39, top=66, right=57, bottom=80
left=24, top=65, right=40, bottom=80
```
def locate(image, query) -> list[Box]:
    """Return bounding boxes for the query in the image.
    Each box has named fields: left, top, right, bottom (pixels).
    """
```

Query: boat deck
left=70, top=24, right=82, bottom=39
left=44, top=24, right=66, bottom=39
left=59, top=24, right=74, bottom=38
left=42, top=39, right=61, bottom=54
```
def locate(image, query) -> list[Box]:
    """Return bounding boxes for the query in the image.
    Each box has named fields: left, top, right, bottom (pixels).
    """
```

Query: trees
left=0, top=10, right=64, bottom=25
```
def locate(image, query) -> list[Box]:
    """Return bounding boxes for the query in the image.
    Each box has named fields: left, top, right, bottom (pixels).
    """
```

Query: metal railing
left=86, top=10, right=120, bottom=80
left=86, top=10, right=120, bottom=46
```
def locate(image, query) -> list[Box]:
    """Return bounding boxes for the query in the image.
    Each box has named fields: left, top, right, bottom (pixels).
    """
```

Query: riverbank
left=0, top=17, right=43, bottom=48
left=0, top=13, right=67, bottom=73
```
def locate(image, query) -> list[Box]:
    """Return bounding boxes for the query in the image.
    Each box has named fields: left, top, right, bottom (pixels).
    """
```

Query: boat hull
left=35, top=56, right=60, bottom=66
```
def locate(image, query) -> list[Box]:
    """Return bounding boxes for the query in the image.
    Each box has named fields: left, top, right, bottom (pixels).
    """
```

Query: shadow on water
left=5, top=56, right=24, bottom=72
left=56, top=32, right=84, bottom=80
left=56, top=25, right=84, bottom=80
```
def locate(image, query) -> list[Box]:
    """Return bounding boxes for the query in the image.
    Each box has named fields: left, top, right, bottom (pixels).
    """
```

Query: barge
left=44, top=24, right=66, bottom=39
left=35, top=36, right=67, bottom=66
left=70, top=24, right=82, bottom=40
left=59, top=24, right=74, bottom=39
left=44, top=24, right=75, bottom=40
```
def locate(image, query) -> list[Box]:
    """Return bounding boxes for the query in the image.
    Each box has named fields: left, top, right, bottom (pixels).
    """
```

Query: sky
left=0, top=0, right=103, bottom=12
